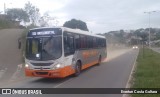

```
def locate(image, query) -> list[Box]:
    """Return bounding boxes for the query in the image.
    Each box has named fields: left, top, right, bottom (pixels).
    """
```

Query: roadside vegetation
left=0, top=19, right=11, bottom=29
left=132, top=48, right=160, bottom=97
left=0, top=18, right=21, bottom=29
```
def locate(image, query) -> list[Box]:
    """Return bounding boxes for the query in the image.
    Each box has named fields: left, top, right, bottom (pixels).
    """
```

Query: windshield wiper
left=42, top=49, right=56, bottom=60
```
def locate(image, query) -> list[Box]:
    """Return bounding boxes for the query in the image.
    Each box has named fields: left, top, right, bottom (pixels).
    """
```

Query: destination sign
left=32, top=31, right=55, bottom=36
left=27, top=28, right=62, bottom=37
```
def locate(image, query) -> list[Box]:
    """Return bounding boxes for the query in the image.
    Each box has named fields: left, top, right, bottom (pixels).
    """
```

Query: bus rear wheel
left=74, top=61, right=81, bottom=76
left=97, top=56, right=101, bottom=66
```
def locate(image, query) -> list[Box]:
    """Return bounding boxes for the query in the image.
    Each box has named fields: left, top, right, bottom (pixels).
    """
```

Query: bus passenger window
left=93, top=37, right=97, bottom=48
left=75, top=34, right=80, bottom=49
left=64, top=33, right=75, bottom=56
left=80, top=35, right=87, bottom=49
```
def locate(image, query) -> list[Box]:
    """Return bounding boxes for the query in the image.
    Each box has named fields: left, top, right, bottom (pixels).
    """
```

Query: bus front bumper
left=25, top=66, right=75, bottom=78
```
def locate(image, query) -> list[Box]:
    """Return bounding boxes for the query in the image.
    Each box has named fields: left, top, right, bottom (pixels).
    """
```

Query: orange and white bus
left=25, top=27, right=107, bottom=78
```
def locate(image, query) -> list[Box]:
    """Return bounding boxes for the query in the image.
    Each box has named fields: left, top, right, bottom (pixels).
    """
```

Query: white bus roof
left=30, top=27, right=105, bottom=38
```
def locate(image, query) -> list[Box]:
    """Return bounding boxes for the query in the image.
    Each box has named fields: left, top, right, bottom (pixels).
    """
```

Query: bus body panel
left=25, top=27, right=107, bottom=78
left=25, top=48, right=106, bottom=78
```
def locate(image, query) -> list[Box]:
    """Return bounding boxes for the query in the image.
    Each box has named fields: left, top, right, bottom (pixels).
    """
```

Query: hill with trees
left=104, top=28, right=160, bottom=47
left=63, top=19, right=89, bottom=31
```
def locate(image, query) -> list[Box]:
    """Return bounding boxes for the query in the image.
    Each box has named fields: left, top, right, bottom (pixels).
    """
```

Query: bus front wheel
left=74, top=61, right=81, bottom=76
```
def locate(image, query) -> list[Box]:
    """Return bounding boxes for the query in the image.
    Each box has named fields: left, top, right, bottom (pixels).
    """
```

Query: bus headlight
left=56, top=64, right=61, bottom=68
left=53, top=63, right=63, bottom=69
left=25, top=63, right=29, bottom=68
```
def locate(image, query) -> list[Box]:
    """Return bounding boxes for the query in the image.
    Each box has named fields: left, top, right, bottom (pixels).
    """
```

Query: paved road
left=0, top=29, right=23, bottom=83
left=1, top=48, right=139, bottom=97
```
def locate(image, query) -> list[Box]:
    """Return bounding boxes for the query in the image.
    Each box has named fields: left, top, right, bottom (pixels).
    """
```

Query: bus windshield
left=26, top=36, right=62, bottom=61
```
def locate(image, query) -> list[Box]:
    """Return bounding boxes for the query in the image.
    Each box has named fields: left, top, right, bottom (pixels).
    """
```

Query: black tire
left=74, top=61, right=81, bottom=76
left=97, top=56, right=101, bottom=66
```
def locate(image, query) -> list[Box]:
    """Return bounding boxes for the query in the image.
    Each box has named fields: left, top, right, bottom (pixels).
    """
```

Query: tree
left=24, top=1, right=40, bottom=26
left=134, top=29, right=148, bottom=41
left=6, top=8, right=29, bottom=22
left=140, top=32, right=148, bottom=41
left=155, top=31, right=160, bottom=40
left=39, top=12, right=57, bottom=27
left=39, top=13, right=50, bottom=27
left=63, top=19, right=89, bottom=31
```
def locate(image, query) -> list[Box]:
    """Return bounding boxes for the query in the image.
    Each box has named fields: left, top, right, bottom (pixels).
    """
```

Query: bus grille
left=31, top=63, right=53, bottom=66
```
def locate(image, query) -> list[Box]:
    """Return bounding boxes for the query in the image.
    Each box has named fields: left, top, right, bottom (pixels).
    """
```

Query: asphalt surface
left=0, top=29, right=23, bottom=83
left=1, top=48, right=139, bottom=97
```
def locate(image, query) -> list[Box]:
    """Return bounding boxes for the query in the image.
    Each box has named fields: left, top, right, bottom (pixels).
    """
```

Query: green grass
left=0, top=19, right=12, bottom=29
left=132, top=48, right=160, bottom=97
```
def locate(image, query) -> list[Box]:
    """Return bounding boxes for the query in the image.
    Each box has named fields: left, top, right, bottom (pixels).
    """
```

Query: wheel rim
left=76, top=63, right=80, bottom=74
left=76, top=64, right=80, bottom=73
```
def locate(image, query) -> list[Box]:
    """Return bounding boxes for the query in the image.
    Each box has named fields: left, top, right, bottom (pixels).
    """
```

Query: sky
left=1, top=0, right=160, bottom=33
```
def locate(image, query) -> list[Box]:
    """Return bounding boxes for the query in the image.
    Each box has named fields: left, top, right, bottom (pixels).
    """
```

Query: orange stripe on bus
left=82, top=60, right=98, bottom=70
left=25, top=65, right=75, bottom=78
left=82, top=50, right=98, bottom=59
left=82, top=57, right=107, bottom=70
left=25, top=57, right=107, bottom=78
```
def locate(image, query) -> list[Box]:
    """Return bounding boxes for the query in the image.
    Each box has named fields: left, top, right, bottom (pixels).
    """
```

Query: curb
left=122, top=49, right=139, bottom=97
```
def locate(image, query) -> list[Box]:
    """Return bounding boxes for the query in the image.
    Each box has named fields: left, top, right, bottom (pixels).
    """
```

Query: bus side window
left=103, top=39, right=106, bottom=47
left=93, top=37, right=97, bottom=48
left=80, top=35, right=87, bottom=49
left=75, top=34, right=80, bottom=50
left=64, top=32, right=75, bottom=56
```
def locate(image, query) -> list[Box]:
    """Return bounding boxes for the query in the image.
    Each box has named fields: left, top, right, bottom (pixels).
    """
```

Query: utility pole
left=144, top=11, right=158, bottom=49
left=4, top=2, right=12, bottom=14
left=4, top=3, right=6, bottom=14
